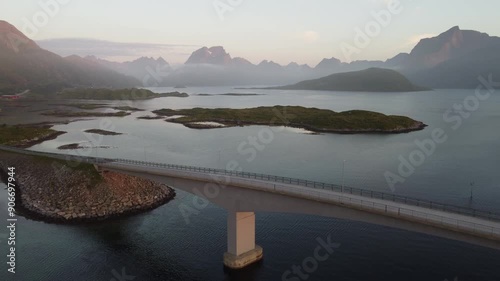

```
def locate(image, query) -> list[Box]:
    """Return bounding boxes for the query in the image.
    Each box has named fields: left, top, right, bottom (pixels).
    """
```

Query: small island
left=137, top=115, right=165, bottom=120
left=57, top=143, right=83, bottom=150
left=152, top=106, right=426, bottom=134
left=221, top=93, right=262, bottom=96
left=84, top=129, right=122, bottom=136
left=57, top=88, right=188, bottom=100
left=197, top=93, right=263, bottom=97
left=161, top=91, right=189, bottom=97
left=57, top=143, right=112, bottom=150
left=269, top=68, right=429, bottom=92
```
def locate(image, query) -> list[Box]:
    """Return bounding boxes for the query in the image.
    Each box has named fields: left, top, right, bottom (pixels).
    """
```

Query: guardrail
left=2, top=145, right=500, bottom=223
left=269, top=182, right=500, bottom=237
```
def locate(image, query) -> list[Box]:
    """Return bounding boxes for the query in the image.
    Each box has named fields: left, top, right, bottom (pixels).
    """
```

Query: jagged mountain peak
left=185, top=46, right=232, bottom=65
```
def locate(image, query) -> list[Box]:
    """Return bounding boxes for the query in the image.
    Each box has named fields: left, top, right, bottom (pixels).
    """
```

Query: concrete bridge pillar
left=223, top=211, right=263, bottom=269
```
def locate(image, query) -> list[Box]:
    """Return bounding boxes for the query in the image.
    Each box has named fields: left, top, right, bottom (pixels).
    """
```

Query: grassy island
left=152, top=106, right=426, bottom=134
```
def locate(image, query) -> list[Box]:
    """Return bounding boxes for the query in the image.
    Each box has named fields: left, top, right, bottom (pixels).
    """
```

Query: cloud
left=369, top=0, right=393, bottom=6
left=302, top=31, right=319, bottom=43
left=36, top=38, right=201, bottom=64
left=407, top=33, right=437, bottom=45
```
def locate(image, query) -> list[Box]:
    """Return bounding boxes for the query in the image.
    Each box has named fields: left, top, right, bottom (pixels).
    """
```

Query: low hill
left=276, top=68, right=428, bottom=92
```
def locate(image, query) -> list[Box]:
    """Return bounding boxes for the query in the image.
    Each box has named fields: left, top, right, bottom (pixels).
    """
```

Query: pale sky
left=1, top=0, right=500, bottom=65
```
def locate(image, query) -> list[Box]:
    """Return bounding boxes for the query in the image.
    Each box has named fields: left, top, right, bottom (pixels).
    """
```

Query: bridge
left=2, top=145, right=500, bottom=269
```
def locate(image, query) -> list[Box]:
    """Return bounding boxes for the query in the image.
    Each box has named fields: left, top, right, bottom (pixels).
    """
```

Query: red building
left=0, top=95, right=21, bottom=100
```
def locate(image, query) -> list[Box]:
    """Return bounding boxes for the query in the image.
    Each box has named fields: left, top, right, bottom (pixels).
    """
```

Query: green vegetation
left=41, top=110, right=130, bottom=117
left=152, top=106, right=425, bottom=133
left=84, top=129, right=122, bottom=136
left=30, top=153, right=103, bottom=185
left=274, top=68, right=429, bottom=92
left=0, top=124, right=61, bottom=146
left=57, top=88, right=188, bottom=100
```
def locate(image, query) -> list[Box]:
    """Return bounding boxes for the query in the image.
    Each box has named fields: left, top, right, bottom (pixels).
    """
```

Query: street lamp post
left=218, top=149, right=222, bottom=170
left=470, top=181, right=475, bottom=201
left=341, top=160, right=346, bottom=191
left=88, top=140, right=98, bottom=158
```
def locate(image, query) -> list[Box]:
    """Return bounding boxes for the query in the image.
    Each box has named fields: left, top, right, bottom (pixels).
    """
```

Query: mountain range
left=1, top=19, right=499, bottom=93
left=84, top=26, right=499, bottom=89
left=0, top=20, right=139, bottom=94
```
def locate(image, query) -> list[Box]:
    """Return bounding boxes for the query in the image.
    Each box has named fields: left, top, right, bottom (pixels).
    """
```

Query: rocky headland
left=0, top=150, right=175, bottom=223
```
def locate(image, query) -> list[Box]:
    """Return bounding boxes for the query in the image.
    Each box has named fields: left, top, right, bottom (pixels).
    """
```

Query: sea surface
left=1, top=87, right=499, bottom=281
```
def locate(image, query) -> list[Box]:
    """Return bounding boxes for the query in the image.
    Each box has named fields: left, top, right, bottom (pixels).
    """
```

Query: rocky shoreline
left=0, top=150, right=175, bottom=224
left=14, top=130, right=66, bottom=148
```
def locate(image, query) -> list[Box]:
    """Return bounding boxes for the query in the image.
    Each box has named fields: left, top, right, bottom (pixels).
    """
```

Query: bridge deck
left=1, top=145, right=500, bottom=243
left=101, top=160, right=500, bottom=243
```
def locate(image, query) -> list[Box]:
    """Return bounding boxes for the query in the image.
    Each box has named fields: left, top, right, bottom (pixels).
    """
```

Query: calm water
left=1, top=88, right=500, bottom=281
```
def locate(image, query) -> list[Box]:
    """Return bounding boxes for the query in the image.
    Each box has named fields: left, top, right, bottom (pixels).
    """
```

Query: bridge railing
left=273, top=184, right=500, bottom=237
left=109, top=158, right=500, bottom=223
left=1, top=145, right=499, bottom=223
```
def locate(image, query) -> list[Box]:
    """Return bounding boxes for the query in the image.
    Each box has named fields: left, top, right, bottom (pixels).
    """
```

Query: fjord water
left=2, top=88, right=500, bottom=281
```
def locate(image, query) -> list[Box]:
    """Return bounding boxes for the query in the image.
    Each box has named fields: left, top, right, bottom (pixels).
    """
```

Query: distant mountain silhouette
left=0, top=20, right=139, bottom=94
left=276, top=68, right=427, bottom=92
left=315, top=57, right=342, bottom=71
left=2, top=20, right=499, bottom=90
left=185, top=46, right=232, bottom=65
left=116, top=29, right=500, bottom=88
left=86, top=56, right=171, bottom=86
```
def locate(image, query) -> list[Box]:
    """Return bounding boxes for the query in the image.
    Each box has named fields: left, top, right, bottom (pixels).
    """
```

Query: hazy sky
left=1, top=0, right=500, bottom=65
